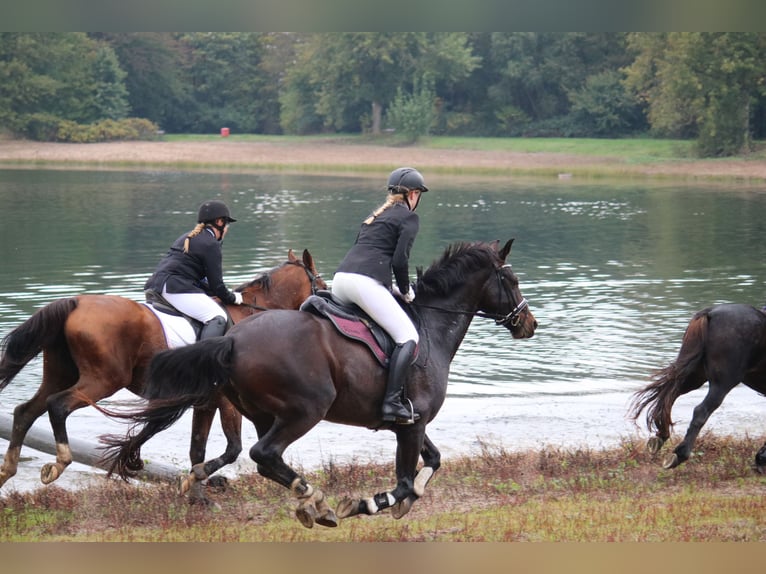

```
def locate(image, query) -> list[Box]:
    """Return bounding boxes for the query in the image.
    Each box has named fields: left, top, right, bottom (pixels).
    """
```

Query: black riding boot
left=200, top=316, right=227, bottom=340
left=382, top=340, right=420, bottom=425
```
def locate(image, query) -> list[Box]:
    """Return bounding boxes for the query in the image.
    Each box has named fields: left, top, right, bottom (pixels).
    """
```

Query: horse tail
left=100, top=337, right=236, bottom=479
left=0, top=298, right=78, bottom=391
left=630, top=309, right=710, bottom=438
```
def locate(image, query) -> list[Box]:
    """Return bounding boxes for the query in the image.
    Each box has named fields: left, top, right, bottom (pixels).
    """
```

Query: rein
left=413, top=264, right=528, bottom=328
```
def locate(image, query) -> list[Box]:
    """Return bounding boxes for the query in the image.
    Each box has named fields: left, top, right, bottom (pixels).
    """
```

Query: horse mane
left=234, top=272, right=271, bottom=293
left=416, top=242, right=499, bottom=298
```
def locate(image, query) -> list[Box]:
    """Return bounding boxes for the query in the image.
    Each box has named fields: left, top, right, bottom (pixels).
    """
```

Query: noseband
left=475, top=264, right=528, bottom=327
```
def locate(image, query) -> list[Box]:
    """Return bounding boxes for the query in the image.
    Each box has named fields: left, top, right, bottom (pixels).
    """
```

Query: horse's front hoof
left=40, top=463, right=61, bottom=484
left=391, top=497, right=414, bottom=519
left=336, top=497, right=361, bottom=518
left=662, top=453, right=681, bottom=469
left=647, top=436, right=665, bottom=454
left=295, top=502, right=317, bottom=529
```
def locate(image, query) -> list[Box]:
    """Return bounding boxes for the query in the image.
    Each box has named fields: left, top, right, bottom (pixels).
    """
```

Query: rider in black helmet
left=145, top=199, right=242, bottom=340
left=332, top=167, right=429, bottom=424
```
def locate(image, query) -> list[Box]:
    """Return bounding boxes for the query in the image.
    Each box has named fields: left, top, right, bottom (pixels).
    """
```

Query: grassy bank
left=1, top=433, right=764, bottom=542
left=2, top=135, right=765, bottom=181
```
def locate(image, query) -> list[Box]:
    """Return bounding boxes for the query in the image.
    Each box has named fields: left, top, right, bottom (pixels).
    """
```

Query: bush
left=19, top=115, right=160, bottom=143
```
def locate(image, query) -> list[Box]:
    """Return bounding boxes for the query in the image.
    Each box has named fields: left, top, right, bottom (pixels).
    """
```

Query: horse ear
left=499, top=239, right=514, bottom=261
left=302, top=249, right=314, bottom=270
left=288, top=249, right=297, bottom=262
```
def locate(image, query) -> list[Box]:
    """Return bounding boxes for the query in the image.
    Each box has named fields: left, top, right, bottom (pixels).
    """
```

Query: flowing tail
left=0, top=298, right=77, bottom=390
left=100, top=336, right=237, bottom=479
left=629, top=309, right=709, bottom=438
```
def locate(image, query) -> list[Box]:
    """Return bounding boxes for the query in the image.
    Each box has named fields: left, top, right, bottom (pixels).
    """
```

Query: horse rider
left=332, top=167, right=428, bottom=425
left=145, top=199, right=242, bottom=340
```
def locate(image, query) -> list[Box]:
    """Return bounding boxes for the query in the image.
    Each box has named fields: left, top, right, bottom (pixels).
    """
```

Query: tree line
left=1, top=32, right=765, bottom=156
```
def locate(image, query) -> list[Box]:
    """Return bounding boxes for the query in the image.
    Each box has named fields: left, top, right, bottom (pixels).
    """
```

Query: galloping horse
left=630, top=303, right=766, bottom=469
left=0, top=249, right=325, bottom=496
left=103, top=239, right=537, bottom=528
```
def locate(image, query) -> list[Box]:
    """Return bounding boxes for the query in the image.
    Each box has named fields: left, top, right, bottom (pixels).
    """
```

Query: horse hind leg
left=249, top=430, right=338, bottom=529
left=0, top=389, right=55, bottom=487
left=663, top=379, right=731, bottom=469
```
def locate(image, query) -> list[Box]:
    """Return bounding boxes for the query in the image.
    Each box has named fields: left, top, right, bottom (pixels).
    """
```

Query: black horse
left=102, top=240, right=537, bottom=528
left=630, top=303, right=766, bottom=469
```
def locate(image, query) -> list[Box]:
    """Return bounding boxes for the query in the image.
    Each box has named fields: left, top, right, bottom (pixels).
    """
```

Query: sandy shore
left=1, top=138, right=765, bottom=181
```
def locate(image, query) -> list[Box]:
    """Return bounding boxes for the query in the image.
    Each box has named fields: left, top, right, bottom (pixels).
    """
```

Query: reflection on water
left=1, top=169, right=766, bottom=484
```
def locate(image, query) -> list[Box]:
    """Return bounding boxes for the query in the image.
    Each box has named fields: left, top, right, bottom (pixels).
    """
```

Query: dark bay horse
left=0, top=249, right=325, bottom=496
left=630, top=303, right=766, bottom=469
left=103, top=239, right=537, bottom=528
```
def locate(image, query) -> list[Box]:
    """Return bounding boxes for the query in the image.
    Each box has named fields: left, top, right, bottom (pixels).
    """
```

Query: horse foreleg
left=338, top=426, right=426, bottom=520
left=391, top=433, right=442, bottom=519
left=664, top=384, right=729, bottom=469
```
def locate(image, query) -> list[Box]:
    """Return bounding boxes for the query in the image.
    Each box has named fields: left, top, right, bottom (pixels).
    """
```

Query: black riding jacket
left=145, top=226, right=237, bottom=305
left=336, top=202, right=419, bottom=293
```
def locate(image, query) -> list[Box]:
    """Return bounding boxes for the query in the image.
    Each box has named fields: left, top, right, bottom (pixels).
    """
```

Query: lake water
left=1, top=168, right=765, bottom=492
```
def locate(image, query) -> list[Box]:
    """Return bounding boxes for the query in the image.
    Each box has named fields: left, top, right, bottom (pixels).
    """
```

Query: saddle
left=144, top=289, right=232, bottom=341
left=300, top=290, right=395, bottom=366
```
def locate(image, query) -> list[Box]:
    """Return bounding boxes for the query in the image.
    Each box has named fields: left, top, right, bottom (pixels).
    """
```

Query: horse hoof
left=391, top=497, right=414, bottom=519
left=336, top=497, right=361, bottom=519
left=178, top=475, right=197, bottom=496
left=296, top=503, right=316, bottom=529
left=206, top=475, right=229, bottom=490
left=315, top=509, right=339, bottom=528
left=647, top=436, right=665, bottom=454
left=662, top=454, right=680, bottom=469
left=40, top=463, right=60, bottom=484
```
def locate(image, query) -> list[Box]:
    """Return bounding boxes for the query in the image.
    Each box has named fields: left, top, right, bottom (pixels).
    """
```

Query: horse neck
left=416, top=281, right=486, bottom=361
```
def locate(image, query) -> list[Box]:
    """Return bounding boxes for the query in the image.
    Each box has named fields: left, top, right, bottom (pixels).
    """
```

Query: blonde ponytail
left=364, top=194, right=406, bottom=225
left=183, top=223, right=206, bottom=253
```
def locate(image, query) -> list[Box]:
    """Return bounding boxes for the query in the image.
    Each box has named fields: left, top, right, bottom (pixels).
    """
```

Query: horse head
left=235, top=249, right=327, bottom=312
left=481, top=239, right=537, bottom=339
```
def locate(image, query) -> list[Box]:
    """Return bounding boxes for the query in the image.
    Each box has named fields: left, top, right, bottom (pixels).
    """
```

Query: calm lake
left=1, top=168, right=765, bottom=491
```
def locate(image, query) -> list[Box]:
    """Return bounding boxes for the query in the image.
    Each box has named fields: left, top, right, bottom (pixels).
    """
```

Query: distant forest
left=2, top=33, right=765, bottom=156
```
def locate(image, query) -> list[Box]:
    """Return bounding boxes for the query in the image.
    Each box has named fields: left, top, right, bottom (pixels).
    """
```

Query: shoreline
left=1, top=139, right=766, bottom=181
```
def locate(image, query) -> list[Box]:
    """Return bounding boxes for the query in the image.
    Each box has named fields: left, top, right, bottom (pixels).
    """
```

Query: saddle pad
left=143, top=303, right=196, bottom=348
left=301, top=294, right=391, bottom=366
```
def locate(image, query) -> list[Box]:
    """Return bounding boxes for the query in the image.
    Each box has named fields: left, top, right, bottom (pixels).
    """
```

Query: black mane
left=416, top=242, right=499, bottom=298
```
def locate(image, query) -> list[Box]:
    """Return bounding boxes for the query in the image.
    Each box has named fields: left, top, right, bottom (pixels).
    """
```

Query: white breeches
left=332, top=272, right=418, bottom=344
left=162, top=284, right=227, bottom=323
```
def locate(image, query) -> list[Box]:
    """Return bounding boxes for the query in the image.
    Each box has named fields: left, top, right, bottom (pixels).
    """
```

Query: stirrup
left=383, top=398, right=420, bottom=425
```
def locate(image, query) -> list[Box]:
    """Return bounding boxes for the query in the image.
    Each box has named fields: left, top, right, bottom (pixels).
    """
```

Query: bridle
left=475, top=264, right=529, bottom=327
left=239, top=260, right=323, bottom=312
left=414, top=264, right=528, bottom=328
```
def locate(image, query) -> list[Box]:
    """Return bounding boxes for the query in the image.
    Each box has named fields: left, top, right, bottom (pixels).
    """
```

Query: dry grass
left=1, top=432, right=764, bottom=541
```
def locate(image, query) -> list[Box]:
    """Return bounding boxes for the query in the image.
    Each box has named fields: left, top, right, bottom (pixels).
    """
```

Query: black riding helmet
left=387, top=167, right=429, bottom=194
left=197, top=199, right=236, bottom=224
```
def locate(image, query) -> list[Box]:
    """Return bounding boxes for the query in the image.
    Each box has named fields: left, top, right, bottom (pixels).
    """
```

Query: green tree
left=0, top=33, right=130, bottom=136
left=280, top=33, right=479, bottom=135
left=386, top=78, right=436, bottom=142
left=93, top=33, right=189, bottom=132
left=624, top=32, right=766, bottom=156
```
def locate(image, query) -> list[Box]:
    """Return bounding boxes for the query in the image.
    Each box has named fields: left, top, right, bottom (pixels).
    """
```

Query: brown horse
left=630, top=303, right=766, bottom=469
left=103, top=240, right=537, bottom=528
left=0, top=249, right=326, bottom=497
